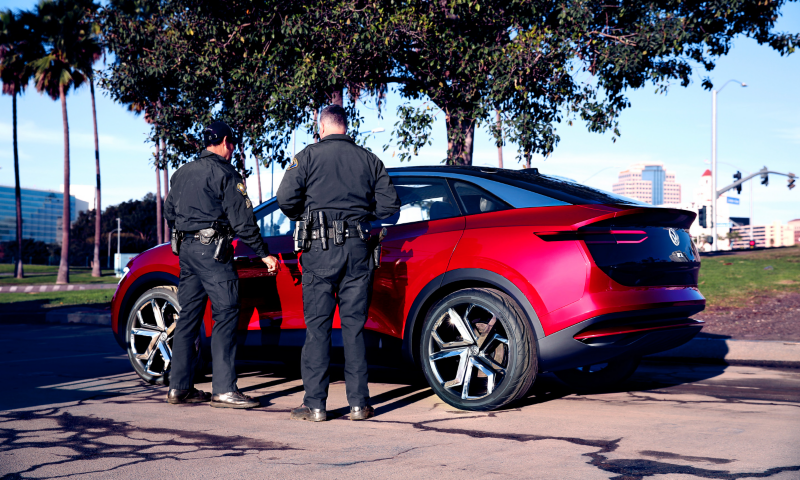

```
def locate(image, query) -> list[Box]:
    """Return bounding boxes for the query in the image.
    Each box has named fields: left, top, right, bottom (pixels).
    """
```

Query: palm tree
left=0, top=10, right=44, bottom=279
left=32, top=0, right=101, bottom=284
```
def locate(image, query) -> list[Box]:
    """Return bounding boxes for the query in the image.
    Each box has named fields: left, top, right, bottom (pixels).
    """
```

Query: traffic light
left=789, top=173, right=796, bottom=190
left=760, top=166, right=769, bottom=186
left=698, top=206, right=707, bottom=228
left=733, top=171, right=742, bottom=194
left=749, top=240, right=756, bottom=248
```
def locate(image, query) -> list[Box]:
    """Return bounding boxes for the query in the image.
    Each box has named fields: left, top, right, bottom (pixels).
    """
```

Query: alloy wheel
left=426, top=303, right=509, bottom=400
left=129, top=298, right=178, bottom=377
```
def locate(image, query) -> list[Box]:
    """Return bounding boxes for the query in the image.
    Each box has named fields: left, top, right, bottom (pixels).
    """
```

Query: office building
left=0, top=186, right=88, bottom=244
left=731, top=221, right=795, bottom=249
left=789, top=219, right=800, bottom=245
left=612, top=163, right=681, bottom=205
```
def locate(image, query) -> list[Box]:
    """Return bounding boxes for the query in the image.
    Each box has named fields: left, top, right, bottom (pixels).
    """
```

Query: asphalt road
left=1, top=323, right=799, bottom=479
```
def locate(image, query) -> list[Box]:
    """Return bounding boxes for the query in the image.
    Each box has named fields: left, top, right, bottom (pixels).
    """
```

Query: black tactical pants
left=300, top=237, right=373, bottom=410
left=172, top=236, right=241, bottom=394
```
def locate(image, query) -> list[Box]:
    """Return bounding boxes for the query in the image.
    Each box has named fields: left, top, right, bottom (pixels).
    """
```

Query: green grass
left=698, top=246, right=800, bottom=308
left=0, top=264, right=59, bottom=273
left=0, top=266, right=118, bottom=285
left=0, top=289, right=113, bottom=305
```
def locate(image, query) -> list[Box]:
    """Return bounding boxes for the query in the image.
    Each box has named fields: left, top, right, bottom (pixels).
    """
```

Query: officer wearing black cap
left=277, top=105, right=400, bottom=422
left=164, top=121, right=279, bottom=408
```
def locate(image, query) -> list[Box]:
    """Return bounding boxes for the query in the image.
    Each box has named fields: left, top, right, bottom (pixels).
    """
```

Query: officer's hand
left=262, top=256, right=280, bottom=273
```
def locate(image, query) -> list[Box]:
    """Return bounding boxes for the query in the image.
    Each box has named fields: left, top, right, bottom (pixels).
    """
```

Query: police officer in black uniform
left=278, top=105, right=400, bottom=422
left=164, top=121, right=279, bottom=408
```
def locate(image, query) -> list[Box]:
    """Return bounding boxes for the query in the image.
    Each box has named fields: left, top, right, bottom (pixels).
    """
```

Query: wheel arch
left=114, top=272, right=179, bottom=349
left=401, top=268, right=544, bottom=367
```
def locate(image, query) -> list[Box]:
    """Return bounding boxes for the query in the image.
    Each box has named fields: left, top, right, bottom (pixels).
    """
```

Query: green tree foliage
left=69, top=193, right=162, bottom=263
left=0, top=239, right=55, bottom=265
left=100, top=0, right=799, bottom=168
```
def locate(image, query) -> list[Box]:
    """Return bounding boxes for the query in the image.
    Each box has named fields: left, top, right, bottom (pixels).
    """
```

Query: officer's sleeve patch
left=287, top=157, right=299, bottom=170
left=245, top=197, right=252, bottom=209
left=236, top=183, right=247, bottom=196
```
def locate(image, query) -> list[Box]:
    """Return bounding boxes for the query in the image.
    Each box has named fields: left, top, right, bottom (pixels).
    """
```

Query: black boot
left=167, top=388, right=211, bottom=404
left=350, top=405, right=374, bottom=421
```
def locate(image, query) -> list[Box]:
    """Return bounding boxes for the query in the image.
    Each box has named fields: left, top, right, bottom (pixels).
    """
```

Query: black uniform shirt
left=164, top=150, right=268, bottom=258
left=276, top=134, right=400, bottom=223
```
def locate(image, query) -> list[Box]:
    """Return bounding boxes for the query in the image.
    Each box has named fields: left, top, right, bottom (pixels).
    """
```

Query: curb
left=649, top=336, right=800, bottom=365
left=44, top=310, right=111, bottom=326
left=0, top=284, right=117, bottom=293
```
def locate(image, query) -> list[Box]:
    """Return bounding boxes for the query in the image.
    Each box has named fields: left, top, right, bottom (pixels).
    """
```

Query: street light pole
left=116, top=218, right=121, bottom=272
left=711, top=79, right=746, bottom=251
left=711, top=89, right=717, bottom=251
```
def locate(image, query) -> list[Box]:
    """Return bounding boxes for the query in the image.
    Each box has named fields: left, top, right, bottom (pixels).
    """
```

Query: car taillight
left=536, top=222, right=700, bottom=287
left=535, top=229, right=648, bottom=244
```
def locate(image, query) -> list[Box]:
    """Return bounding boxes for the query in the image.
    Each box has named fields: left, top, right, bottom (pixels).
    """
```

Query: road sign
left=727, top=197, right=740, bottom=205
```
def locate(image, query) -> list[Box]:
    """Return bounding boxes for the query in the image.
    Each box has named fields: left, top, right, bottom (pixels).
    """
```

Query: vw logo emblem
left=668, top=228, right=680, bottom=246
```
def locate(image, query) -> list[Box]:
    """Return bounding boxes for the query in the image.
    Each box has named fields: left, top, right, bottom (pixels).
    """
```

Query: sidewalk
left=648, top=333, right=800, bottom=366
left=0, top=283, right=118, bottom=293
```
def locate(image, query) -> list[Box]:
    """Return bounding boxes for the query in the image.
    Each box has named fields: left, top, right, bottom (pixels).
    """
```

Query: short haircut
left=319, top=105, right=348, bottom=130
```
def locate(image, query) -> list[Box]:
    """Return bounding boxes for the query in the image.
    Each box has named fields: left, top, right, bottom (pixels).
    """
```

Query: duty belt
left=310, top=227, right=360, bottom=240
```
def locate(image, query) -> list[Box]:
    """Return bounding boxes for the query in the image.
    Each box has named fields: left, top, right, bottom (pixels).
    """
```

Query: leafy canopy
left=100, top=0, right=799, bottom=168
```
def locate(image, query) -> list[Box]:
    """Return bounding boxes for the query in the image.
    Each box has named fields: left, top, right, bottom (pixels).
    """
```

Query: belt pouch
left=334, top=220, right=345, bottom=246
left=199, top=228, right=216, bottom=245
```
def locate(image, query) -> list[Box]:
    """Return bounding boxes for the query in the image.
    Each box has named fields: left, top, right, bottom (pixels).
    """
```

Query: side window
left=379, top=177, right=461, bottom=226
left=452, top=181, right=511, bottom=215
left=255, top=202, right=294, bottom=237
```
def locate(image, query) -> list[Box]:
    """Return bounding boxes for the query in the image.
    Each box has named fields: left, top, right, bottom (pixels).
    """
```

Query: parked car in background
left=111, top=166, right=705, bottom=411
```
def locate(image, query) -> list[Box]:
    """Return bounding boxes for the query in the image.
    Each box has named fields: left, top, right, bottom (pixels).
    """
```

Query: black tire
left=553, top=356, right=641, bottom=391
left=125, top=286, right=206, bottom=386
left=419, top=288, right=537, bottom=411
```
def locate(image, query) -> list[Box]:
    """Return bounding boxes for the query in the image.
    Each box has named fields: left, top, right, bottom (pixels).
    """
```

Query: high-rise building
left=0, top=186, right=88, bottom=244
left=612, top=163, right=681, bottom=205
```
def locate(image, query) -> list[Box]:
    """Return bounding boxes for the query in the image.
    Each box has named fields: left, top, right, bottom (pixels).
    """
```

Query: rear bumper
left=537, top=304, right=705, bottom=371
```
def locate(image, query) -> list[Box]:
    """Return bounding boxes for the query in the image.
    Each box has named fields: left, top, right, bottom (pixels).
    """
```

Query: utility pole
left=116, top=217, right=121, bottom=273
left=710, top=79, right=746, bottom=251
left=495, top=110, right=503, bottom=168
left=711, top=89, right=717, bottom=250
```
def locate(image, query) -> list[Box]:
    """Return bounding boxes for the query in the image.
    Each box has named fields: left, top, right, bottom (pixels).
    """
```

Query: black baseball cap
left=203, top=121, right=239, bottom=146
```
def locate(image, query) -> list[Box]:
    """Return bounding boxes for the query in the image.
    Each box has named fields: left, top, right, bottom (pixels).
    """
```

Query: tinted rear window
left=490, top=169, right=649, bottom=206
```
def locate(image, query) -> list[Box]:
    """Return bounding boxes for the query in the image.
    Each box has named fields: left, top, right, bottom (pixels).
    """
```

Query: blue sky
left=1, top=1, right=798, bottom=225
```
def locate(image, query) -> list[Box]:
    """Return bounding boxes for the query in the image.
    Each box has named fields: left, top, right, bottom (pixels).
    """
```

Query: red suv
left=111, top=166, right=704, bottom=411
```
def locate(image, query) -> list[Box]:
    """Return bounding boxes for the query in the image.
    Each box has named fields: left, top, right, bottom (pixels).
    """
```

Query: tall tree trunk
left=445, top=108, right=475, bottom=166
left=90, top=78, right=102, bottom=277
left=56, top=83, right=70, bottom=284
left=238, top=146, right=247, bottom=187
left=330, top=88, right=344, bottom=107
left=313, top=109, right=319, bottom=143
left=12, top=94, right=24, bottom=279
left=161, top=137, right=169, bottom=241
left=255, top=155, right=263, bottom=204
left=155, top=141, right=163, bottom=245
left=495, top=110, right=504, bottom=169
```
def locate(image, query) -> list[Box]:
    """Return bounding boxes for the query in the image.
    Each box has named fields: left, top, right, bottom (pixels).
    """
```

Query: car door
left=228, top=200, right=305, bottom=347
left=369, top=176, right=466, bottom=339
